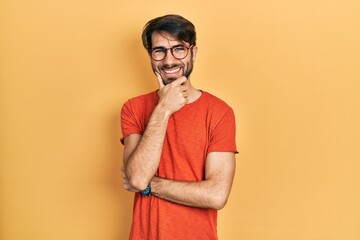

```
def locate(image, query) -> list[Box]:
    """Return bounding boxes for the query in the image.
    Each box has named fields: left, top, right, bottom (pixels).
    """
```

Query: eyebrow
left=151, top=44, right=185, bottom=50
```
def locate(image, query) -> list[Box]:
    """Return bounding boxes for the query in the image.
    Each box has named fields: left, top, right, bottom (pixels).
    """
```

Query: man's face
left=150, top=31, right=197, bottom=85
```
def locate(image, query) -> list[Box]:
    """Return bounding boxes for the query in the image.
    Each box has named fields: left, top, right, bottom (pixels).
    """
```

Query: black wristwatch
left=140, top=184, right=151, bottom=196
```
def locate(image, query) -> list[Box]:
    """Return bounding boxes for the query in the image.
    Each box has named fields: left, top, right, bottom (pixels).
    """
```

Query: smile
left=163, top=67, right=181, bottom=74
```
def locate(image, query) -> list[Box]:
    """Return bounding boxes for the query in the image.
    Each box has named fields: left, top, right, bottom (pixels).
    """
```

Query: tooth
left=165, top=68, right=180, bottom=73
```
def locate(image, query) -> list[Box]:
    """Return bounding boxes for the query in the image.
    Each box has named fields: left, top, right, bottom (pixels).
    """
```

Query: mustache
left=160, top=64, right=184, bottom=69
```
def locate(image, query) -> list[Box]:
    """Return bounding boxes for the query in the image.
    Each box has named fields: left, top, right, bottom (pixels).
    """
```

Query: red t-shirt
left=121, top=90, right=237, bottom=240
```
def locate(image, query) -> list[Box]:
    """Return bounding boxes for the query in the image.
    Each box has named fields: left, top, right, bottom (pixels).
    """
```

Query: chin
left=163, top=78, right=177, bottom=85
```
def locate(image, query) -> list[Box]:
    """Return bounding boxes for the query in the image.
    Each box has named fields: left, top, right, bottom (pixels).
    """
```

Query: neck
left=186, top=83, right=202, bottom=103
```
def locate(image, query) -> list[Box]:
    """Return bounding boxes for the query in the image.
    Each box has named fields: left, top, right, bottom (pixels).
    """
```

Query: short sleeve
left=120, top=100, right=142, bottom=144
left=208, top=108, right=238, bottom=153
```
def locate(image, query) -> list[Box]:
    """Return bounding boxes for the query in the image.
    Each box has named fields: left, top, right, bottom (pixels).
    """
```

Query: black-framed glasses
left=148, top=45, right=193, bottom=61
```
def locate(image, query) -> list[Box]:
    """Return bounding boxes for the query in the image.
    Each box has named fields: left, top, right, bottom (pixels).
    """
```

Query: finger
left=180, top=85, right=189, bottom=93
left=124, top=182, right=131, bottom=189
left=184, top=97, right=189, bottom=104
left=181, top=77, right=190, bottom=86
left=154, top=71, right=165, bottom=89
left=173, top=76, right=187, bottom=86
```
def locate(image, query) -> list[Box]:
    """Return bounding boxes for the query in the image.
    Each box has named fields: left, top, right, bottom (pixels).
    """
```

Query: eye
left=173, top=46, right=186, bottom=52
left=153, top=48, right=166, bottom=53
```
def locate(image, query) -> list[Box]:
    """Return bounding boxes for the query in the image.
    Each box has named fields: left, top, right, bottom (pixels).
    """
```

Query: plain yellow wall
left=1, top=0, right=359, bottom=239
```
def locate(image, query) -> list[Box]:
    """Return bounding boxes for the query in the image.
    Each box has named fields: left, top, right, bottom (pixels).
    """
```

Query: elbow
left=211, top=194, right=229, bottom=210
left=128, top=176, right=149, bottom=191
left=212, top=200, right=228, bottom=210
left=124, top=167, right=151, bottom=191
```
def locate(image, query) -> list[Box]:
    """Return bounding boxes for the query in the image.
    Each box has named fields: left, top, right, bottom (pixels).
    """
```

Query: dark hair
left=142, top=14, right=196, bottom=50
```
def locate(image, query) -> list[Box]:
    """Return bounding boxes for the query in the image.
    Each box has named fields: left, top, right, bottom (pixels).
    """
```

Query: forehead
left=151, top=31, right=187, bottom=48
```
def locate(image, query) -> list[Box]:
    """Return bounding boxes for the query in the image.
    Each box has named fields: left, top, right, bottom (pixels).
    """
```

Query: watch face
left=140, top=185, right=151, bottom=196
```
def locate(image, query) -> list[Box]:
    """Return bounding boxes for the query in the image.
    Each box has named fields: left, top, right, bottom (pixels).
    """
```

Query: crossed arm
left=122, top=74, right=236, bottom=210
left=123, top=133, right=235, bottom=210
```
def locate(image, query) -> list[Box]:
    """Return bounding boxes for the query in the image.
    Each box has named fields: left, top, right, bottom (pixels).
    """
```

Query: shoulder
left=125, top=91, right=158, bottom=105
left=194, top=91, right=236, bottom=126
left=121, top=91, right=158, bottom=119
left=122, top=91, right=158, bottom=110
left=201, top=91, right=233, bottom=112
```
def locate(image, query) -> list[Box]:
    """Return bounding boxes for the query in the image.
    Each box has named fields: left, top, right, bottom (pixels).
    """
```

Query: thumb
left=154, top=71, right=165, bottom=89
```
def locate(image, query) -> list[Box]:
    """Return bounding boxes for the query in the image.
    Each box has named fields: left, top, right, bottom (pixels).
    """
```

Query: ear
left=191, top=45, right=198, bottom=62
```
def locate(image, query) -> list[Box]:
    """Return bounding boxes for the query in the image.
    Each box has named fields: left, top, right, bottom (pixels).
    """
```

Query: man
left=121, top=14, right=237, bottom=240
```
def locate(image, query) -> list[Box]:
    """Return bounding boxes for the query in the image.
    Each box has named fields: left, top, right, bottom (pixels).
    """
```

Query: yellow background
left=1, top=0, right=359, bottom=239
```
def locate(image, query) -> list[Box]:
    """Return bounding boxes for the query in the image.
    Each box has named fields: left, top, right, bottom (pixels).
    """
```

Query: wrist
left=149, top=176, right=160, bottom=195
left=140, top=184, right=151, bottom=196
left=154, top=104, right=172, bottom=120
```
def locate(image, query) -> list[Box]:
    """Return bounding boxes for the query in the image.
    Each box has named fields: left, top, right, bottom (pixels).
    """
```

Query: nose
left=163, top=49, right=177, bottom=64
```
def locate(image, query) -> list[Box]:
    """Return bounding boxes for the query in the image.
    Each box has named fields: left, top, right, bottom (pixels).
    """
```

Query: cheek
left=151, top=62, right=158, bottom=71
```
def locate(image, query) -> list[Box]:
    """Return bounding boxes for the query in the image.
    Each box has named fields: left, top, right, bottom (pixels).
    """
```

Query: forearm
left=124, top=105, right=171, bottom=190
left=123, top=76, right=191, bottom=191
left=150, top=176, right=230, bottom=210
